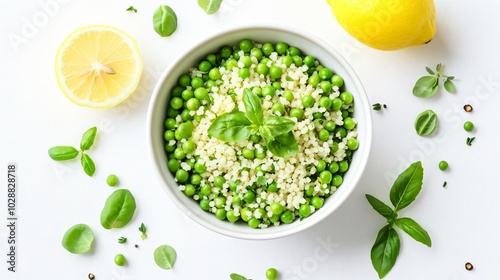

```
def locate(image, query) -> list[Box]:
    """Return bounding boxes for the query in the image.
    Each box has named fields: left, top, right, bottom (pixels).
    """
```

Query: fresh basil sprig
left=208, top=89, right=299, bottom=158
left=48, top=127, right=98, bottom=177
left=413, top=63, right=455, bottom=98
left=366, top=161, right=431, bottom=279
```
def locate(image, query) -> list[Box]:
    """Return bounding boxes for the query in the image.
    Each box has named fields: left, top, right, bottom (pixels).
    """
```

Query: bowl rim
left=147, top=24, right=373, bottom=240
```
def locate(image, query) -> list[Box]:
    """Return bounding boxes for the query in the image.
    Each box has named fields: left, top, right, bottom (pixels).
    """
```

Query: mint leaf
left=412, top=76, right=439, bottom=98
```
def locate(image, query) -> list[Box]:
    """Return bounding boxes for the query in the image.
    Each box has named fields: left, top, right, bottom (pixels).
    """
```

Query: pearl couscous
left=163, top=39, right=359, bottom=229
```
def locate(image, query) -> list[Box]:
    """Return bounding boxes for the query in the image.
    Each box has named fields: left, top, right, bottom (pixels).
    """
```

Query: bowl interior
left=147, top=25, right=372, bottom=240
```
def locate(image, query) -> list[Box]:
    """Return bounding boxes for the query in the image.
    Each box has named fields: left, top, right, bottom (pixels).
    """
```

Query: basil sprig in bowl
left=147, top=25, right=372, bottom=240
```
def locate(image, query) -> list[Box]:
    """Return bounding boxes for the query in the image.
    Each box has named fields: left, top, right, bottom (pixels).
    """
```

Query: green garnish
left=118, top=237, right=127, bottom=244
left=208, top=89, right=299, bottom=158
left=198, top=0, right=223, bottom=14
left=154, top=245, right=177, bottom=270
left=48, top=127, right=98, bottom=176
left=126, top=6, right=137, bottom=13
left=414, top=109, right=438, bottom=136
left=139, top=223, right=147, bottom=240
left=442, top=181, right=447, bottom=188
left=61, top=224, right=95, bottom=254
left=372, top=103, right=382, bottom=111
left=152, top=5, right=177, bottom=37
left=100, top=189, right=137, bottom=229
left=365, top=161, right=431, bottom=278
left=466, top=137, right=475, bottom=146
left=230, top=273, right=249, bottom=280
left=413, top=63, right=455, bottom=97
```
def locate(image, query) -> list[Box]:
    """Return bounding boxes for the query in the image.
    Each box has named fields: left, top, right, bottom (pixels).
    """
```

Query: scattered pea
left=463, top=121, right=474, bottom=132
left=438, top=160, right=448, bottom=171
left=107, top=174, right=118, bottom=187
left=114, top=254, right=126, bottom=266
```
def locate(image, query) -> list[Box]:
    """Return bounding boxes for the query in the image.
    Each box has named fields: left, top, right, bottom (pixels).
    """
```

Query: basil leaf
left=371, top=225, right=400, bottom=279
left=394, top=217, right=432, bottom=247
left=265, top=131, right=299, bottom=158
left=100, top=189, right=136, bottom=229
left=389, top=161, right=423, bottom=211
left=153, top=5, right=177, bottom=37
left=263, top=116, right=296, bottom=138
left=198, top=0, right=223, bottom=15
left=444, top=79, right=455, bottom=93
left=154, top=244, right=177, bottom=270
left=80, top=127, right=97, bottom=151
left=242, top=89, right=264, bottom=125
left=425, top=67, right=435, bottom=75
left=61, top=224, right=94, bottom=254
left=365, top=194, right=395, bottom=220
left=414, top=109, right=438, bottom=136
left=48, top=146, right=79, bottom=161
left=230, top=274, right=248, bottom=280
left=412, top=76, right=439, bottom=98
left=208, top=111, right=252, bottom=142
left=259, top=125, right=274, bottom=141
left=81, top=153, right=95, bottom=177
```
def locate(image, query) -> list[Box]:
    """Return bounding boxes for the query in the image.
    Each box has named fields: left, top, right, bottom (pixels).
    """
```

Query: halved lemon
left=55, top=25, right=143, bottom=109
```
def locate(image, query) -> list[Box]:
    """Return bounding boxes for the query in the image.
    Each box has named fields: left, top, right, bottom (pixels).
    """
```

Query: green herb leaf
left=466, top=137, right=475, bottom=146
left=365, top=194, right=395, bottom=220
left=61, top=224, right=95, bottom=254
left=389, top=161, right=424, bottom=212
left=230, top=273, right=248, bottom=280
left=198, top=0, right=223, bottom=14
left=154, top=245, right=177, bottom=270
left=414, top=109, right=438, bottom=136
left=80, top=127, right=97, bottom=151
left=242, top=89, right=264, bottom=125
left=259, top=126, right=274, bottom=141
left=444, top=79, right=455, bottom=93
left=394, top=217, right=432, bottom=247
left=436, top=63, right=442, bottom=72
left=412, top=76, right=439, bottom=98
left=372, top=103, right=382, bottom=111
left=100, top=189, right=137, bottom=229
left=48, top=146, right=79, bottom=161
left=442, top=181, right=447, bottom=188
left=425, top=67, right=435, bottom=75
left=153, top=5, right=177, bottom=37
left=256, top=176, right=267, bottom=186
left=263, top=116, right=296, bottom=138
left=80, top=153, right=95, bottom=177
left=265, top=131, right=299, bottom=158
left=208, top=111, right=252, bottom=142
left=139, top=223, right=147, bottom=240
left=126, top=6, right=137, bottom=13
left=370, top=225, right=400, bottom=279
left=118, top=237, right=127, bottom=244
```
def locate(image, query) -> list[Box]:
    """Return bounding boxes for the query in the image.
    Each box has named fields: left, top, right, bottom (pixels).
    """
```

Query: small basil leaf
left=414, top=109, right=438, bottom=136
left=198, top=0, right=223, bottom=15
left=208, top=111, right=252, bottom=142
left=154, top=244, right=177, bottom=270
left=412, top=76, right=439, bottom=98
left=394, top=217, right=432, bottom=247
left=259, top=125, right=274, bottom=141
left=81, top=153, right=95, bottom=177
left=48, top=146, right=79, bottom=161
left=153, top=5, right=177, bottom=37
left=389, top=161, right=424, bottom=212
left=100, top=189, right=137, bottom=229
left=436, top=63, right=442, bottom=72
left=61, top=224, right=94, bottom=254
left=444, top=79, right=455, bottom=93
left=371, top=225, right=400, bottom=279
left=425, top=67, right=435, bottom=75
left=242, top=89, right=264, bottom=125
left=263, top=116, right=296, bottom=138
left=265, top=131, right=299, bottom=158
left=230, top=273, right=248, bottom=280
left=365, top=194, right=395, bottom=220
left=80, top=127, right=97, bottom=151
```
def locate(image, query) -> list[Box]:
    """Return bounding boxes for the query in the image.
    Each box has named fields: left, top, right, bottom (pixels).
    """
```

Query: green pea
left=266, top=268, right=279, bottom=280
left=167, top=107, right=179, bottom=118
left=324, top=120, right=336, bottom=132
left=198, top=60, right=212, bottom=72
left=186, top=98, right=200, bottom=111
left=464, top=121, right=474, bottom=132
left=225, top=58, right=238, bottom=70
left=282, top=90, right=294, bottom=102
left=189, top=174, right=202, bottom=185
left=164, top=118, right=176, bottom=130
left=319, top=96, right=332, bottom=109
left=174, top=121, right=193, bottom=140
left=241, top=207, right=252, bottom=221
left=114, top=254, right=126, bottom=266
left=328, top=162, right=339, bottom=174
left=191, top=76, right=204, bottom=89
left=439, top=160, right=448, bottom=171
left=269, top=66, right=283, bottom=79
left=347, top=138, right=359, bottom=150
left=269, top=214, right=280, bottom=223
left=268, top=182, right=278, bottom=192
left=226, top=210, right=239, bottom=223
left=199, top=199, right=210, bottom=211
left=194, top=87, right=208, bottom=100
left=282, top=55, right=293, bottom=67
left=270, top=202, right=283, bottom=215
left=256, top=63, right=269, bottom=75
left=262, top=85, right=276, bottom=97
left=214, top=196, right=226, bottom=208
left=339, top=160, right=349, bottom=172
left=180, top=109, right=193, bottom=121
left=299, top=203, right=311, bottom=218
left=331, top=74, right=344, bottom=87
left=292, top=55, right=303, bottom=66
left=239, top=39, right=253, bottom=52
left=199, top=184, right=211, bottom=196
left=303, top=55, right=315, bottom=67
left=184, top=184, right=196, bottom=197
left=250, top=134, right=261, bottom=144
left=302, top=95, right=315, bottom=108
left=214, top=209, right=226, bottom=220
left=178, top=74, right=191, bottom=87
left=250, top=47, right=263, bottom=61
left=173, top=147, right=185, bottom=160
left=332, top=174, right=343, bottom=186
left=262, top=43, right=274, bottom=56
left=334, top=127, right=347, bottom=139
left=170, top=97, right=184, bottom=110
left=164, top=130, right=175, bottom=141
left=272, top=103, right=286, bottom=115
left=172, top=85, right=184, bottom=97
left=243, top=190, right=256, bottom=203
left=289, top=108, right=304, bottom=120
left=275, top=42, right=288, bottom=55
left=319, top=170, right=333, bottom=184
left=240, top=56, right=252, bottom=68
left=331, top=98, right=343, bottom=111
left=164, top=143, right=175, bottom=153
left=106, top=174, right=119, bottom=187
left=242, top=148, right=255, bottom=159
left=308, top=74, right=320, bottom=87
left=311, top=196, right=324, bottom=209
left=175, top=169, right=189, bottom=183
left=320, top=81, right=333, bottom=93
left=316, top=160, right=326, bottom=172
left=340, top=91, right=353, bottom=104
left=100, top=189, right=136, bottom=229
left=305, top=186, right=314, bottom=197
left=238, top=68, right=250, bottom=79
left=272, top=81, right=281, bottom=90
left=343, top=117, right=356, bottom=130
left=205, top=54, right=217, bottom=66
left=220, top=46, right=232, bottom=58
left=318, top=129, right=330, bottom=141
left=319, top=67, right=333, bottom=80
left=256, top=149, right=266, bottom=159
left=214, top=175, right=225, bottom=188
left=167, top=159, right=180, bottom=173
left=248, top=218, right=260, bottom=228
left=331, top=142, right=339, bottom=153
left=280, top=211, right=294, bottom=223
left=208, top=68, right=221, bottom=80
left=313, top=112, right=324, bottom=120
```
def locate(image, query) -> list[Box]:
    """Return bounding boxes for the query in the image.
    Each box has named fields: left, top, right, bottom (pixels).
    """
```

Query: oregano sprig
left=208, top=89, right=299, bottom=158
left=365, top=161, right=431, bottom=279
left=48, top=126, right=98, bottom=176
left=413, top=63, right=455, bottom=97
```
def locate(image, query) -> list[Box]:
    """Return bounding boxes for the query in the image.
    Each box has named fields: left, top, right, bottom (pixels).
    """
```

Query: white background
left=1, top=0, right=500, bottom=279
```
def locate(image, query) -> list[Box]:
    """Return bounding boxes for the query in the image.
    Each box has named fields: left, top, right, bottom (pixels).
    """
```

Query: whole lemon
left=326, top=0, right=436, bottom=50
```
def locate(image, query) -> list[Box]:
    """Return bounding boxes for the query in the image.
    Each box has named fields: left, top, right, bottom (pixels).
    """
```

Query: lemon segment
left=55, top=25, right=143, bottom=108
left=327, top=0, right=436, bottom=51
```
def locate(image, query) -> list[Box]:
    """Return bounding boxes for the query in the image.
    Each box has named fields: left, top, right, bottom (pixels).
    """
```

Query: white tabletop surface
left=1, top=0, right=500, bottom=279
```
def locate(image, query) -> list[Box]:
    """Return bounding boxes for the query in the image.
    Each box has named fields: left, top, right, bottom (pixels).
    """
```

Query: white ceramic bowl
left=147, top=25, right=372, bottom=240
